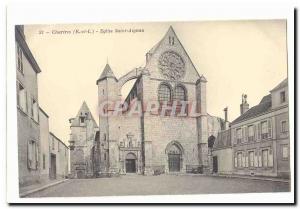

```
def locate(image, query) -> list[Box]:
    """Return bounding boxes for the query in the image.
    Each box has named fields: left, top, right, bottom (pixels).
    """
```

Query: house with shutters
left=229, top=78, right=289, bottom=178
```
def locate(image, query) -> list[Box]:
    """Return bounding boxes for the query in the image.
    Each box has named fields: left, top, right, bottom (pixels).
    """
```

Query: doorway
left=212, top=156, right=218, bottom=173
left=168, top=154, right=181, bottom=172
left=125, top=153, right=137, bottom=173
left=50, top=153, right=56, bottom=179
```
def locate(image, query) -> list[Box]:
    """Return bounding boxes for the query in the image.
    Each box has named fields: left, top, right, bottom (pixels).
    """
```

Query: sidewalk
left=211, top=173, right=290, bottom=183
left=19, top=178, right=69, bottom=197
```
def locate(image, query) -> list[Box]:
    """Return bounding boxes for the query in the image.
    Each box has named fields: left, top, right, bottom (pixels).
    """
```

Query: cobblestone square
left=26, top=175, right=290, bottom=197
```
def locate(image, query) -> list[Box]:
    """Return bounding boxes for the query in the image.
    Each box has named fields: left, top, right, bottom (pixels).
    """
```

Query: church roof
left=70, top=101, right=98, bottom=127
left=231, top=94, right=272, bottom=125
left=147, top=26, right=175, bottom=55
left=147, top=26, right=201, bottom=79
left=96, top=64, right=117, bottom=84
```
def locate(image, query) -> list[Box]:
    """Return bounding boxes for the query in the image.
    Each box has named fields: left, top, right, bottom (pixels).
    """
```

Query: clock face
left=158, top=51, right=185, bottom=80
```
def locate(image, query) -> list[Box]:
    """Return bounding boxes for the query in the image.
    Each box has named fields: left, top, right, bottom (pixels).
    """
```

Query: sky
left=24, top=20, right=287, bottom=144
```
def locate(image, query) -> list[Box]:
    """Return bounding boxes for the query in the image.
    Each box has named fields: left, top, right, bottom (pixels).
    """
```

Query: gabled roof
left=270, top=78, right=288, bottom=92
left=231, top=94, right=272, bottom=125
left=146, top=25, right=201, bottom=79
left=15, top=25, right=41, bottom=73
left=96, top=64, right=117, bottom=84
left=71, top=101, right=98, bottom=127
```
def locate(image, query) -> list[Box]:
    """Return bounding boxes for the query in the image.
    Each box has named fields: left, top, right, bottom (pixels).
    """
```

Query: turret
left=240, top=94, right=249, bottom=115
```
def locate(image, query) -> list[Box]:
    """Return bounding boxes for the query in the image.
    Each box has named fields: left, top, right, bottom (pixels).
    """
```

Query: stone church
left=95, top=26, right=224, bottom=175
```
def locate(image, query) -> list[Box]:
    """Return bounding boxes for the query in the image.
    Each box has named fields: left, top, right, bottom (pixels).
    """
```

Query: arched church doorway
left=125, top=153, right=137, bottom=173
left=166, top=142, right=183, bottom=172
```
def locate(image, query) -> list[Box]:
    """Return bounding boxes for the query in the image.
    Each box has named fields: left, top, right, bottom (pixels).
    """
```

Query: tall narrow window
left=281, top=121, right=287, bottom=133
left=43, top=154, right=46, bottom=169
left=237, top=152, right=243, bottom=168
left=282, top=145, right=288, bottom=159
left=17, top=45, right=23, bottom=73
left=262, top=149, right=268, bottom=167
left=261, top=121, right=268, bottom=139
left=158, top=84, right=171, bottom=102
left=249, top=151, right=254, bottom=167
left=28, top=140, right=37, bottom=170
left=31, top=97, right=38, bottom=122
left=236, top=128, right=242, bottom=144
left=169, top=36, right=174, bottom=45
left=17, top=83, right=27, bottom=113
left=248, top=125, right=254, bottom=142
left=280, top=91, right=286, bottom=103
left=173, top=86, right=186, bottom=101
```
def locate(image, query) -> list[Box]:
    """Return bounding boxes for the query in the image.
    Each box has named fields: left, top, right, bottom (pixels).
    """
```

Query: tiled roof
left=270, top=78, right=288, bottom=92
left=231, top=94, right=272, bottom=124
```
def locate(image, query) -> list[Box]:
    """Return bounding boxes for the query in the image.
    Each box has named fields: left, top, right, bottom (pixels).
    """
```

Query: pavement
left=19, top=178, right=69, bottom=198
left=210, top=173, right=290, bottom=183
left=24, top=174, right=290, bottom=197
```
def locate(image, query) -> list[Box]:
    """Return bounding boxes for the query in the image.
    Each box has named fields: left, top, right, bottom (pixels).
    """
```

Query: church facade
left=96, top=26, right=224, bottom=175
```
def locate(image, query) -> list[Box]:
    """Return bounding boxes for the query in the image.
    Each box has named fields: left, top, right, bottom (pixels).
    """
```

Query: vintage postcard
left=6, top=4, right=295, bottom=204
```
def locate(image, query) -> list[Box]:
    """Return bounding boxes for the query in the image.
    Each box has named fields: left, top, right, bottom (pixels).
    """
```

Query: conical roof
left=96, top=64, right=117, bottom=84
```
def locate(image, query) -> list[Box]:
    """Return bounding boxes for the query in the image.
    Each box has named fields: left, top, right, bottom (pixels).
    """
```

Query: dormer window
left=80, top=116, right=85, bottom=124
left=280, top=91, right=286, bottom=103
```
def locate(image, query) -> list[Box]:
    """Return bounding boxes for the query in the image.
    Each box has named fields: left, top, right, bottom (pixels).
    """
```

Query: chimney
left=223, top=107, right=230, bottom=130
left=240, top=94, right=249, bottom=115
left=223, top=107, right=228, bottom=122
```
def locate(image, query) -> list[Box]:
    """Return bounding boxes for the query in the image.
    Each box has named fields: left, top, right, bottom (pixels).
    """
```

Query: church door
left=168, top=154, right=180, bottom=172
left=125, top=153, right=137, bottom=173
left=167, top=143, right=182, bottom=172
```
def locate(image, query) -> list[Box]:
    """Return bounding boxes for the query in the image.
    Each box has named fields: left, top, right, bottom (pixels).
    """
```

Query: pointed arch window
left=158, top=84, right=171, bottom=102
left=173, top=85, right=186, bottom=101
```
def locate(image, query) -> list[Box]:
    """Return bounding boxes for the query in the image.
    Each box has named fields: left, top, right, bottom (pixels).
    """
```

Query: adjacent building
left=69, top=102, right=99, bottom=178
left=39, top=108, right=50, bottom=182
left=231, top=78, right=289, bottom=178
left=16, top=25, right=69, bottom=191
left=16, top=25, right=41, bottom=187
left=49, top=132, right=69, bottom=179
left=211, top=78, right=290, bottom=178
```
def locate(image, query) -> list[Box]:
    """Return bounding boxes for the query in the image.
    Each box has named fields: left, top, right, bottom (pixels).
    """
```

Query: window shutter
left=242, top=154, right=245, bottom=167
left=25, top=90, right=28, bottom=113
left=268, top=119, right=273, bottom=139
left=16, top=82, right=19, bottom=106
left=245, top=155, right=249, bottom=167
left=268, top=149, right=273, bottom=167
left=254, top=152, right=258, bottom=167
left=36, top=142, right=39, bottom=169
left=253, top=125, right=256, bottom=141
left=242, top=127, right=245, bottom=143
left=233, top=129, right=236, bottom=145
left=245, top=126, right=248, bottom=142
left=257, top=123, right=261, bottom=141
left=258, top=151, right=262, bottom=167
left=27, top=141, right=32, bottom=169
left=234, top=154, right=237, bottom=167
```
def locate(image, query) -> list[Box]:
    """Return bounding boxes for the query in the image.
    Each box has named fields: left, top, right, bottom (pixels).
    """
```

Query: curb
left=20, top=179, right=69, bottom=197
left=213, top=175, right=290, bottom=183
